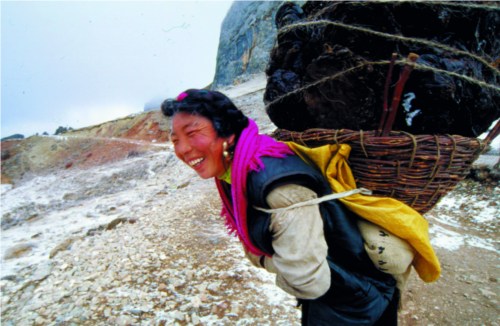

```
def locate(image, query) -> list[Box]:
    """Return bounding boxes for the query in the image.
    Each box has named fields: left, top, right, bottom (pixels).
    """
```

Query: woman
left=162, top=89, right=437, bottom=325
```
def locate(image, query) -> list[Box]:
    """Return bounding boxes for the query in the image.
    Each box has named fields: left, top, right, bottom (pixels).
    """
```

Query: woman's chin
left=198, top=174, right=212, bottom=179
left=194, top=170, right=212, bottom=179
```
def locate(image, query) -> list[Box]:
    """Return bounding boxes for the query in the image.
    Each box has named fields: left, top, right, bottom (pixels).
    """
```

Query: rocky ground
left=1, top=80, right=499, bottom=325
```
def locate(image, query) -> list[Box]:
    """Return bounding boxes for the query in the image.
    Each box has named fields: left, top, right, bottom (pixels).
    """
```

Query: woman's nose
left=174, top=139, right=191, bottom=156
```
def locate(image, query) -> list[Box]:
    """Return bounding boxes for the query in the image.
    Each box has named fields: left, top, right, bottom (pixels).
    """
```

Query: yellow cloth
left=218, top=166, right=232, bottom=184
left=286, top=142, right=441, bottom=283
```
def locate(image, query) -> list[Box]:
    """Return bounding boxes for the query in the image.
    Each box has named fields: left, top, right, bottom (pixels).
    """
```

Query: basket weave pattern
left=273, top=128, right=486, bottom=214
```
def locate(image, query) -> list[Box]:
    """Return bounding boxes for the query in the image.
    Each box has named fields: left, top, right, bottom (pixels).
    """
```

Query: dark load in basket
left=264, top=1, right=499, bottom=137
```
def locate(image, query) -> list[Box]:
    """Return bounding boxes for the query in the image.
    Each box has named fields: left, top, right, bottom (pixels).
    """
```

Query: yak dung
left=264, top=1, right=499, bottom=137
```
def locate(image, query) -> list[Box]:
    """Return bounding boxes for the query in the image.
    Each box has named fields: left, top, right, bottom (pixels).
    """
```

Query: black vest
left=246, top=155, right=396, bottom=325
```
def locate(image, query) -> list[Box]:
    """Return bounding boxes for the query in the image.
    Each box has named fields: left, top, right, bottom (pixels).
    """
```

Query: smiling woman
left=158, top=89, right=434, bottom=325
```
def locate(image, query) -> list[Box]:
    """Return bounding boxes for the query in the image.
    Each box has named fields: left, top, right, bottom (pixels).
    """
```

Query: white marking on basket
left=402, top=92, right=421, bottom=127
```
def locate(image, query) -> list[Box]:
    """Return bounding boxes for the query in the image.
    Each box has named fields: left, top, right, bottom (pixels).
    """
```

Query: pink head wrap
left=176, top=92, right=188, bottom=101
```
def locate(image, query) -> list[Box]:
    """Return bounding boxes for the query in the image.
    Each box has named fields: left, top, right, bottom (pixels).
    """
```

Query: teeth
left=188, top=158, right=204, bottom=166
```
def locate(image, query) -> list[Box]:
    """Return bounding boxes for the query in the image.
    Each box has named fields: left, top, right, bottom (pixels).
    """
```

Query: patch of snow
left=430, top=225, right=464, bottom=251
left=465, top=237, right=497, bottom=252
left=432, top=227, right=496, bottom=252
left=218, top=73, right=266, bottom=99
left=1, top=184, right=13, bottom=195
left=430, top=208, right=498, bottom=253
left=473, top=205, right=498, bottom=223
left=0, top=150, right=190, bottom=278
left=434, top=192, right=497, bottom=224
left=428, top=182, right=499, bottom=253
left=474, top=155, right=499, bottom=168
left=478, top=118, right=500, bottom=154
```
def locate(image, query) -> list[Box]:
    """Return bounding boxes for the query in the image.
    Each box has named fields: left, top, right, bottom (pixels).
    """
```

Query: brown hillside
left=64, top=111, right=169, bottom=141
left=1, top=111, right=170, bottom=185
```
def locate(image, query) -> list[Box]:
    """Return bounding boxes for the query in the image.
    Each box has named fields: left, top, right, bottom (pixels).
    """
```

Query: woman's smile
left=188, top=157, right=205, bottom=167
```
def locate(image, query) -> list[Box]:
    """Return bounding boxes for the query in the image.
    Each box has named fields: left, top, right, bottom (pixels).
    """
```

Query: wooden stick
left=381, top=53, right=419, bottom=136
left=482, top=119, right=500, bottom=147
left=378, top=53, right=398, bottom=136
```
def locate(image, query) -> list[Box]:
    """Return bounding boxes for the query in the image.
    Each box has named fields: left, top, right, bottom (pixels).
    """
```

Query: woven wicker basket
left=272, top=128, right=488, bottom=214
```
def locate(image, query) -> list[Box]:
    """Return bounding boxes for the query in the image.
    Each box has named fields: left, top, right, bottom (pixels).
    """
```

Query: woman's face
left=170, top=112, right=233, bottom=179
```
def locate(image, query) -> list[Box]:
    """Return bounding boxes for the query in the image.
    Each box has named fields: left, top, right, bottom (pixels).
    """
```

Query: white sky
left=1, top=0, right=233, bottom=138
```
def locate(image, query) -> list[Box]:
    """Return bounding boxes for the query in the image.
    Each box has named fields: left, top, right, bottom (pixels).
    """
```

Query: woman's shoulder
left=254, top=154, right=318, bottom=181
left=247, top=154, right=327, bottom=202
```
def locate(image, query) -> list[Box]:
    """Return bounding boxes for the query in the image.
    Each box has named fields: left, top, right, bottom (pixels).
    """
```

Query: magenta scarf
left=215, top=119, right=294, bottom=256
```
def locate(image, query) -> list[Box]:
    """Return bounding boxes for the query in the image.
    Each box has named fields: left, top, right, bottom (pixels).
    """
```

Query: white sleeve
left=264, top=184, right=331, bottom=299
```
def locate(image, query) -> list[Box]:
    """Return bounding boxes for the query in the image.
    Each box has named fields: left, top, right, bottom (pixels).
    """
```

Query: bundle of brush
left=267, top=1, right=499, bottom=213
left=264, top=1, right=499, bottom=136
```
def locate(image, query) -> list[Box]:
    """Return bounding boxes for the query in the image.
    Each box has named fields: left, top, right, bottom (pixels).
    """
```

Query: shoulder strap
left=253, top=187, right=372, bottom=213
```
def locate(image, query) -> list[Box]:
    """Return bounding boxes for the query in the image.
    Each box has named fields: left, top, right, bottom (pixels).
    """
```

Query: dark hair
left=161, top=89, right=249, bottom=139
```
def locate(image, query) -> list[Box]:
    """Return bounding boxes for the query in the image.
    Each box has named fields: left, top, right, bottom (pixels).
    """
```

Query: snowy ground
left=1, top=149, right=497, bottom=280
left=1, top=149, right=174, bottom=278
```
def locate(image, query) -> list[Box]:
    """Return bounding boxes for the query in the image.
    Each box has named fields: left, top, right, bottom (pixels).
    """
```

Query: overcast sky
left=1, top=0, right=233, bottom=138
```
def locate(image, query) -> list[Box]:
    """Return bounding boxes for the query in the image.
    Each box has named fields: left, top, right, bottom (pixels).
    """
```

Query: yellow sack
left=286, top=141, right=441, bottom=282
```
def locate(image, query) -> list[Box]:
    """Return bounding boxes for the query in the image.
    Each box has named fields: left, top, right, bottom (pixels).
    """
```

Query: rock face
left=212, top=1, right=305, bottom=88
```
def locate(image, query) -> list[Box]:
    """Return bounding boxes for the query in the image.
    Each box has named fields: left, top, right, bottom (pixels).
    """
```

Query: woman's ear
left=227, top=134, right=236, bottom=146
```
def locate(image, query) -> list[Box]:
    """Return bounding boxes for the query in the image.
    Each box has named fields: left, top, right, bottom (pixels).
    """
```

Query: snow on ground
left=426, top=180, right=499, bottom=252
left=1, top=133, right=497, bottom=281
left=1, top=149, right=184, bottom=278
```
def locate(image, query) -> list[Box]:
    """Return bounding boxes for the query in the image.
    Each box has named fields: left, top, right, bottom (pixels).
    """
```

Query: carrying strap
left=253, top=187, right=372, bottom=214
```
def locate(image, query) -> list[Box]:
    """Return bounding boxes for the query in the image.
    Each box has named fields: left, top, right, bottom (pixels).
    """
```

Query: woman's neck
left=218, top=166, right=232, bottom=184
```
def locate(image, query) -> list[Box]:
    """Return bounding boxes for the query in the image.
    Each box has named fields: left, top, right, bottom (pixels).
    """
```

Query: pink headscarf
left=215, top=119, right=294, bottom=256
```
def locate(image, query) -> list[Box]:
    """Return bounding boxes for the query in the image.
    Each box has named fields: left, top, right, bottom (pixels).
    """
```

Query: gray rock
left=213, top=1, right=289, bottom=88
left=3, top=242, right=35, bottom=260
left=49, top=236, right=82, bottom=258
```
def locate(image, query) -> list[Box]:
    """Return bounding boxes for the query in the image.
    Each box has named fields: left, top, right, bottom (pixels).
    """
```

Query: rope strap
left=253, top=187, right=372, bottom=214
